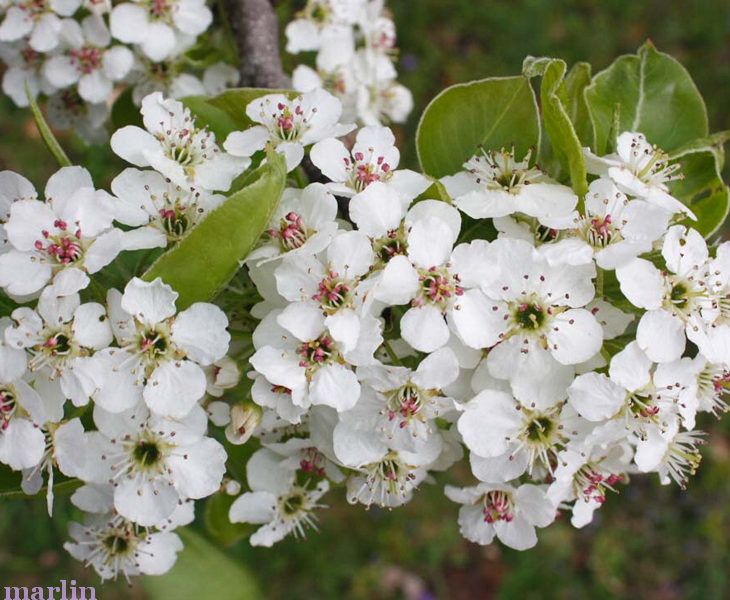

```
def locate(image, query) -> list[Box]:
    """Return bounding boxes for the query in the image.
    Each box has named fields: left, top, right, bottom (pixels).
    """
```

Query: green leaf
left=669, top=134, right=730, bottom=237
left=204, top=492, right=252, bottom=547
left=111, top=87, right=143, bottom=130
left=563, top=62, right=593, bottom=147
left=142, top=151, right=286, bottom=309
left=26, top=88, right=71, bottom=168
left=207, top=88, right=297, bottom=130
left=143, top=528, right=260, bottom=600
left=416, top=180, right=451, bottom=203
left=584, top=41, right=708, bottom=155
left=416, top=76, right=540, bottom=178
left=526, top=58, right=588, bottom=197
left=182, top=95, right=240, bottom=140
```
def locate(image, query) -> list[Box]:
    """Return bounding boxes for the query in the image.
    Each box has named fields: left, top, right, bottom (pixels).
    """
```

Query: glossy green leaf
left=669, top=133, right=730, bottom=237
left=143, top=528, right=260, bottom=600
left=207, top=87, right=297, bottom=130
left=182, top=95, right=240, bottom=140
left=563, top=62, right=593, bottom=147
left=416, top=76, right=540, bottom=177
left=416, top=179, right=451, bottom=203
left=204, top=492, right=252, bottom=547
left=142, top=151, right=286, bottom=309
left=585, top=41, right=708, bottom=155
left=26, top=87, right=71, bottom=168
left=525, top=58, right=588, bottom=197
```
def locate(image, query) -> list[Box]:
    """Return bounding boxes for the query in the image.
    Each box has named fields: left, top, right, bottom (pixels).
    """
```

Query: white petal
left=568, top=372, right=624, bottom=421
left=223, top=126, right=269, bottom=158
left=373, top=255, right=419, bottom=305
left=144, top=360, right=207, bottom=418
left=407, top=217, right=454, bottom=268
left=615, top=258, right=664, bottom=310
left=401, top=305, right=449, bottom=353
left=636, top=309, right=685, bottom=363
left=450, top=289, right=507, bottom=349
left=168, top=437, right=226, bottom=498
left=609, top=341, right=652, bottom=392
left=172, top=303, right=230, bottom=365
left=310, top=363, right=360, bottom=411
left=310, top=137, right=349, bottom=182
left=73, top=302, right=112, bottom=349
left=121, top=277, right=178, bottom=326
left=547, top=309, right=603, bottom=365
left=110, top=126, right=159, bottom=167
left=229, top=491, right=276, bottom=524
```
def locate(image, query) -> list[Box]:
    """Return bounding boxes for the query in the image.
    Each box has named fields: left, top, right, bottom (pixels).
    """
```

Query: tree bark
left=225, top=0, right=290, bottom=89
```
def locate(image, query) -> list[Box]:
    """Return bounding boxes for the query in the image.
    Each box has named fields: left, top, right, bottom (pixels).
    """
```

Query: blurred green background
left=2, top=1, right=730, bottom=598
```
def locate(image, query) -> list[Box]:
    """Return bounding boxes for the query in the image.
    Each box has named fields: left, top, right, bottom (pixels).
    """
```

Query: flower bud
left=205, top=356, right=242, bottom=397
left=224, top=479, right=241, bottom=496
left=225, top=402, right=262, bottom=445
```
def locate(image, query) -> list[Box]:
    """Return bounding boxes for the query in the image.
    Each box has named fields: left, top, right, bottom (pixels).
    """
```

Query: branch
left=225, top=0, right=290, bottom=88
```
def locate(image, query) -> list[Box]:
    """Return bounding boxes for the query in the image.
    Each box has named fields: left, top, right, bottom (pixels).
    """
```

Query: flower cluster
left=0, top=90, right=254, bottom=581
left=238, top=125, right=729, bottom=551
left=0, top=10, right=728, bottom=584
left=287, top=0, right=413, bottom=126
left=0, top=0, right=408, bottom=145
left=0, top=0, right=237, bottom=141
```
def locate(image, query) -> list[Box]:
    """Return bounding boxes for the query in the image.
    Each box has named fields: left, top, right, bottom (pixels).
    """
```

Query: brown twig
left=224, top=0, right=290, bottom=88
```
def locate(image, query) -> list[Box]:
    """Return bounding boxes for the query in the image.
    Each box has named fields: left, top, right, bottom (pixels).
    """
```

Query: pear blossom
left=46, top=88, right=109, bottom=144
left=284, top=0, right=364, bottom=54
left=229, top=448, right=329, bottom=547
left=0, top=318, right=60, bottom=472
left=223, top=89, right=355, bottom=172
left=42, top=16, right=134, bottom=104
left=85, top=403, right=226, bottom=526
left=584, top=131, right=695, bottom=218
left=547, top=445, right=629, bottom=528
left=246, top=183, right=339, bottom=265
left=6, top=289, right=112, bottom=405
left=441, top=147, right=577, bottom=221
left=472, top=237, right=602, bottom=408
left=445, top=483, right=555, bottom=550
left=110, top=167, right=225, bottom=249
left=111, top=92, right=248, bottom=192
left=458, top=389, right=583, bottom=482
left=374, top=212, right=504, bottom=353
left=249, top=307, right=381, bottom=413
left=86, top=277, right=230, bottom=418
left=0, top=0, right=81, bottom=53
left=539, top=177, right=672, bottom=269
left=273, top=230, right=375, bottom=352
left=0, top=166, right=125, bottom=297
left=345, top=449, right=432, bottom=508
left=203, top=356, right=240, bottom=398
left=0, top=41, right=56, bottom=107
left=0, top=170, right=37, bottom=253
left=310, top=125, right=429, bottom=206
left=616, top=225, right=713, bottom=362
left=110, top=0, right=212, bottom=62
left=334, top=347, right=459, bottom=453
left=65, top=484, right=190, bottom=580
left=354, top=63, right=414, bottom=126
left=633, top=421, right=704, bottom=488
left=65, top=513, right=185, bottom=581
left=567, top=342, right=694, bottom=455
